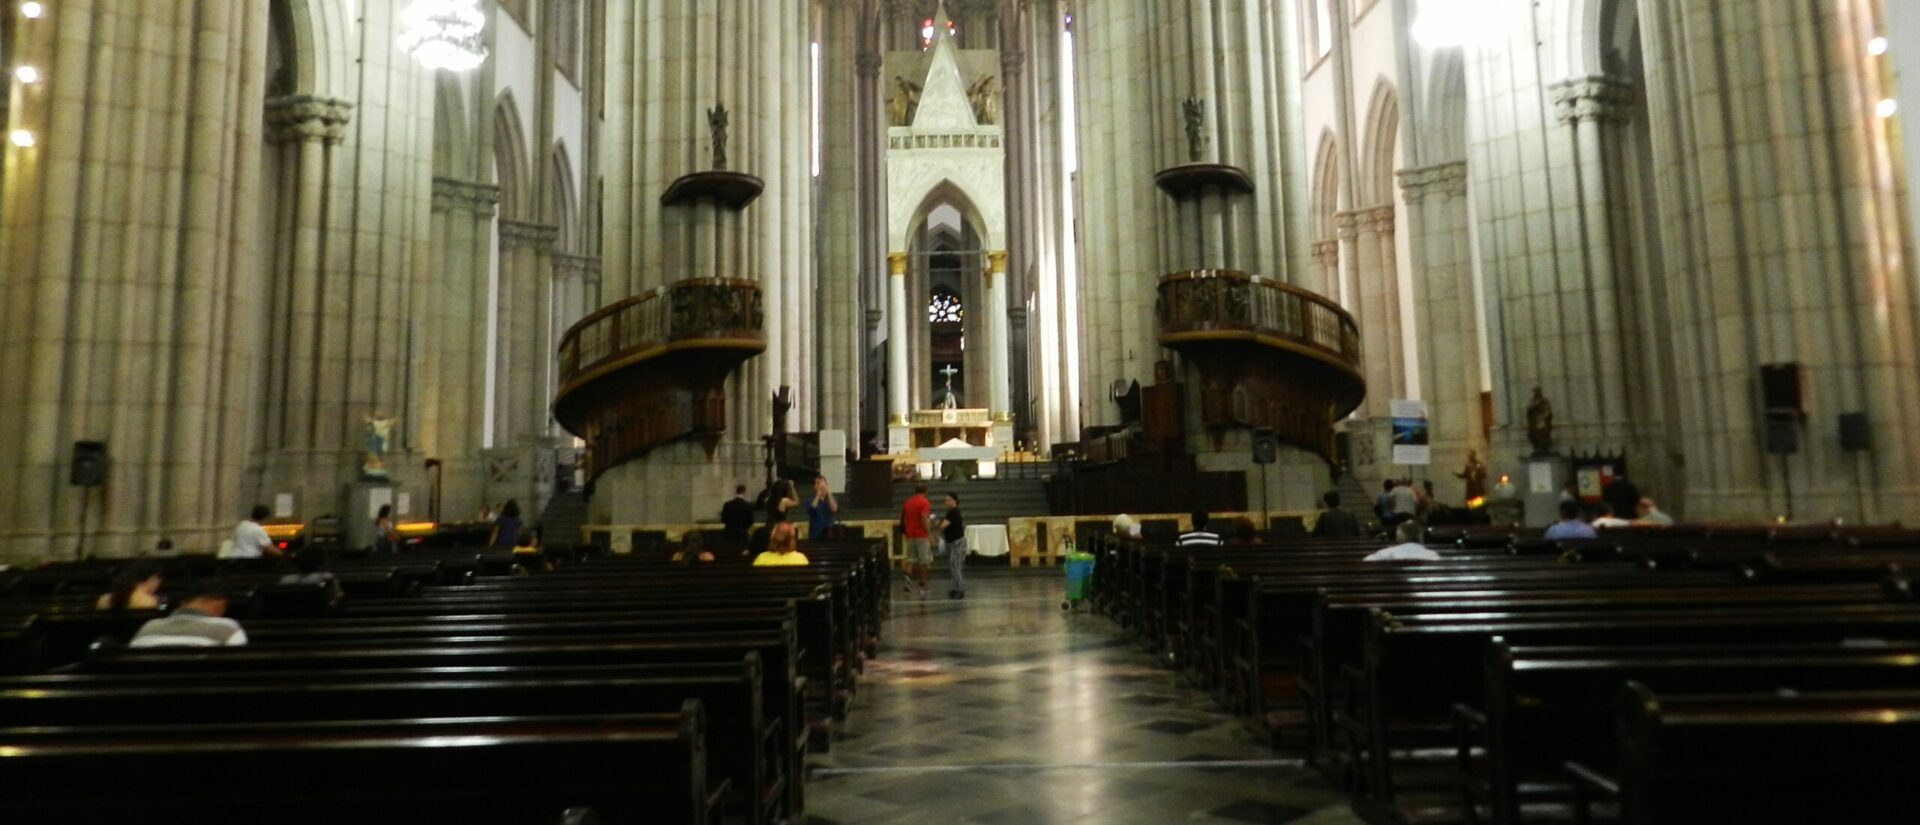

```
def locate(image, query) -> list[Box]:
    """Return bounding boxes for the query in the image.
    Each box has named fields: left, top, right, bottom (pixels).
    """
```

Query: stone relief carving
left=707, top=103, right=730, bottom=170
left=1182, top=97, right=1206, bottom=162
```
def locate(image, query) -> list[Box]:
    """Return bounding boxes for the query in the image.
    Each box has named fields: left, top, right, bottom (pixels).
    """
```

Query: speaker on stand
left=1252, top=428, right=1277, bottom=536
left=1759, top=364, right=1805, bottom=522
left=71, top=441, right=107, bottom=560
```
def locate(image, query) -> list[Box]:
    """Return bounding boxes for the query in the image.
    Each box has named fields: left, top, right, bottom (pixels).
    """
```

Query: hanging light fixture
left=1412, top=0, right=1514, bottom=49
left=396, top=0, right=489, bottom=72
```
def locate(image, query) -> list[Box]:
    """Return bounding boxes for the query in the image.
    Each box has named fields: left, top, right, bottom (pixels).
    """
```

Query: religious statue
left=966, top=73, right=998, bottom=124
left=362, top=412, right=399, bottom=479
left=1182, top=97, right=1206, bottom=162
left=707, top=103, right=730, bottom=170
left=772, top=386, right=793, bottom=436
left=888, top=77, right=923, bottom=126
left=1526, top=387, right=1555, bottom=455
left=1454, top=450, right=1488, bottom=502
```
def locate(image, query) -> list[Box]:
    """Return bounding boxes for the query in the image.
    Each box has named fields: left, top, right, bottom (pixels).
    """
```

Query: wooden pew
left=0, top=659, right=783, bottom=825
left=0, top=711, right=724, bottom=825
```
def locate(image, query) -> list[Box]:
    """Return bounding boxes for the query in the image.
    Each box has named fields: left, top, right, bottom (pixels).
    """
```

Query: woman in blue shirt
left=490, top=499, right=523, bottom=549
left=804, top=475, right=838, bottom=541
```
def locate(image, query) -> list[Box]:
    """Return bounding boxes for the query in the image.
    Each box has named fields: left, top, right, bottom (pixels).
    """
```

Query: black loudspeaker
left=70, top=441, right=107, bottom=487
left=1251, top=428, right=1278, bottom=465
left=1840, top=412, right=1871, bottom=451
left=1764, top=417, right=1800, bottom=455
left=1760, top=363, right=1807, bottom=417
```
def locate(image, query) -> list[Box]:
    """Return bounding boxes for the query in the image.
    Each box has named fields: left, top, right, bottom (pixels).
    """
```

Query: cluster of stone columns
left=1338, top=205, right=1406, bottom=417
left=0, top=1, right=270, bottom=557
left=1399, top=162, right=1483, bottom=502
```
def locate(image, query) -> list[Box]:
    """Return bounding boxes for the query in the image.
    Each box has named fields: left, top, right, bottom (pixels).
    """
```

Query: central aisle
left=807, top=570, right=1364, bottom=824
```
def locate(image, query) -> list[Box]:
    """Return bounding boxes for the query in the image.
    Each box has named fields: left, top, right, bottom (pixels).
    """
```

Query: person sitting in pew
left=1364, top=521, right=1442, bottom=562
left=1311, top=491, right=1362, bottom=538
left=1111, top=513, right=1142, bottom=539
left=1229, top=517, right=1262, bottom=545
left=1544, top=500, right=1601, bottom=540
left=1636, top=496, right=1675, bottom=526
left=129, top=586, right=248, bottom=647
left=1178, top=511, right=1224, bottom=547
left=753, top=523, right=810, bottom=567
left=278, top=549, right=339, bottom=588
left=96, top=562, right=163, bottom=611
left=672, top=532, right=716, bottom=565
left=1590, top=503, right=1634, bottom=529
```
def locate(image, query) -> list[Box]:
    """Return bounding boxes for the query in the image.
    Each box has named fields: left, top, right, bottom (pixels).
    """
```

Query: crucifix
left=937, top=364, right=960, bottom=409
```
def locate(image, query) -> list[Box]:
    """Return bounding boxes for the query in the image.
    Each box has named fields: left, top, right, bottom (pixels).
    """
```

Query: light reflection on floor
left=806, top=570, right=1362, bottom=824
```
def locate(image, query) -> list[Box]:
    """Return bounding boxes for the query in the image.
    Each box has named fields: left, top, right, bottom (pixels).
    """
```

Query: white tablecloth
left=965, top=524, right=1009, bottom=557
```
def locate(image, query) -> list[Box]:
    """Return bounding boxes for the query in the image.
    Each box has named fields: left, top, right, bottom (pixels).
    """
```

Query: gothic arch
left=899, top=178, right=992, bottom=252
left=549, top=141, right=578, bottom=251
left=1422, top=50, right=1469, bottom=163
left=433, top=75, right=469, bottom=177
left=1311, top=130, right=1343, bottom=240
left=1361, top=79, right=1401, bottom=207
left=271, top=0, right=353, bottom=100
left=493, top=92, right=531, bottom=220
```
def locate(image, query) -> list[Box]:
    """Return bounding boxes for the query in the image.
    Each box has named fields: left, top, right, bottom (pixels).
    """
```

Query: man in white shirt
left=1177, top=511, right=1223, bottom=547
left=1636, top=497, right=1675, bottom=526
left=228, top=505, right=279, bottom=559
left=129, top=588, right=248, bottom=647
left=1366, top=521, right=1442, bottom=562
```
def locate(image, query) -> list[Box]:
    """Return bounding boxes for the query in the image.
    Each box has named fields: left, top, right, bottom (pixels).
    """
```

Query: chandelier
left=396, top=0, right=489, bottom=72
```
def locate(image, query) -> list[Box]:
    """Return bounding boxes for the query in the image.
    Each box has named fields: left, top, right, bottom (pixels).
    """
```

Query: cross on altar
left=937, top=364, right=961, bottom=410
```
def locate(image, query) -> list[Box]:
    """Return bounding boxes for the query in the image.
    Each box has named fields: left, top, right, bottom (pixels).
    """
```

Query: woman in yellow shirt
left=753, top=523, right=810, bottom=567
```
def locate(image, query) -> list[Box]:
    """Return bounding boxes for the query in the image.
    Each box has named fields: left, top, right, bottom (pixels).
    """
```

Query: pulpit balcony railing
left=553, top=278, right=766, bottom=480
left=1155, top=269, right=1362, bottom=374
left=557, top=278, right=765, bottom=395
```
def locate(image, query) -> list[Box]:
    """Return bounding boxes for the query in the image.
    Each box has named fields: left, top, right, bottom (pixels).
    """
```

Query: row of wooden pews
left=1088, top=523, right=1920, bottom=824
left=0, top=539, right=891, bottom=825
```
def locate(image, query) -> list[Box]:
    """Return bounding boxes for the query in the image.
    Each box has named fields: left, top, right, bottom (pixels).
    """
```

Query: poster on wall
left=1389, top=399, right=1431, bottom=465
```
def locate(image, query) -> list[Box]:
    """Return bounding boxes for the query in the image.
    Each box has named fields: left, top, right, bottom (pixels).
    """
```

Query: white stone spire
left=912, top=3, right=976, bottom=129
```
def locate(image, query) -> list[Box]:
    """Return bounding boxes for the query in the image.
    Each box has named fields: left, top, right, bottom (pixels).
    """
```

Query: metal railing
left=1155, top=269, right=1362, bottom=371
left=557, top=278, right=765, bottom=391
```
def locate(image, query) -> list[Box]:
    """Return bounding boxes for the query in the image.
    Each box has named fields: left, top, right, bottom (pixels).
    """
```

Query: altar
left=889, top=408, right=1012, bottom=480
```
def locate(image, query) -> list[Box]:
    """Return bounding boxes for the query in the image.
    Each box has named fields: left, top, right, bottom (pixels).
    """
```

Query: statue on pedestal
left=889, top=77, right=922, bottom=126
left=1526, top=388, right=1555, bottom=455
left=1454, top=450, right=1488, bottom=502
left=707, top=103, right=730, bottom=170
left=1181, top=97, right=1206, bottom=162
left=362, top=412, right=399, bottom=479
left=966, top=74, right=998, bottom=124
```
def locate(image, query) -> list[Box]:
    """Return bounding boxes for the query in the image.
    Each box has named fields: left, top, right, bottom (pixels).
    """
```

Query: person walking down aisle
left=936, top=493, right=967, bottom=600
left=720, top=484, right=756, bottom=552
left=901, top=483, right=933, bottom=597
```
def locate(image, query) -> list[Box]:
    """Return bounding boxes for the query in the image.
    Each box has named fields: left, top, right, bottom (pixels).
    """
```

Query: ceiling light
left=20, top=2, right=42, bottom=18
left=1878, top=98, right=1899, bottom=118
left=1870, top=37, right=1889, bottom=56
left=1412, top=0, right=1513, bottom=49
left=9, top=129, right=34, bottom=147
left=13, top=65, right=38, bottom=84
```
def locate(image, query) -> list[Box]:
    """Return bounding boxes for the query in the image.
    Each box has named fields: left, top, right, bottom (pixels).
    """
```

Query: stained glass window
left=928, top=290, right=964, bottom=323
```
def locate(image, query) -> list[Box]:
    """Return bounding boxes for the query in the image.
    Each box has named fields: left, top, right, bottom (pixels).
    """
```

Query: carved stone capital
left=553, top=252, right=602, bottom=283
left=1359, top=205, right=1396, bottom=234
left=499, top=220, right=560, bottom=250
left=856, top=52, right=883, bottom=77
left=1333, top=211, right=1361, bottom=241
left=265, top=94, right=353, bottom=145
left=1007, top=306, right=1028, bottom=328
left=865, top=308, right=884, bottom=330
left=1001, top=49, right=1026, bottom=76
left=1312, top=239, right=1341, bottom=267
left=1550, top=76, right=1634, bottom=125
left=432, top=177, right=500, bottom=215
left=1397, top=162, right=1468, bottom=203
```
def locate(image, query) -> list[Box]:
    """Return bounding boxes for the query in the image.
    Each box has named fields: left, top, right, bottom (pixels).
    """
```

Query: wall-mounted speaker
left=1840, top=412, right=1871, bottom=451
left=1251, top=428, right=1278, bottom=465
left=70, top=441, right=107, bottom=487
left=1759, top=363, right=1808, bottom=417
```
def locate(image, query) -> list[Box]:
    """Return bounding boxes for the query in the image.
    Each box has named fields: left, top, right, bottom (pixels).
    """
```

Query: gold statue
left=1454, top=450, right=1488, bottom=501
left=1526, top=387, right=1554, bottom=455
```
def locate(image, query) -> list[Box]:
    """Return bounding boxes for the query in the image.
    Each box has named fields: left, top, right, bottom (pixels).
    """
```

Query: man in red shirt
left=901, top=482, right=933, bottom=597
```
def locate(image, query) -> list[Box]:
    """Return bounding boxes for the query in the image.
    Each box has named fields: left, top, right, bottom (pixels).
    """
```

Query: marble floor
left=806, top=570, right=1364, bottom=825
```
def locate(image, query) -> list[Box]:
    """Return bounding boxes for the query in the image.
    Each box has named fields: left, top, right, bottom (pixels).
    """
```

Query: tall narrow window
left=1314, top=0, right=1335, bottom=60
left=811, top=42, right=822, bottom=177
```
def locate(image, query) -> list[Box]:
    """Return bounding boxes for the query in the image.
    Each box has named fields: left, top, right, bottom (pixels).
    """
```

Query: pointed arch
left=1361, top=79, right=1401, bottom=207
left=1311, top=130, right=1343, bottom=240
left=272, top=0, right=353, bottom=99
left=1422, top=50, right=1469, bottom=163
left=548, top=141, right=578, bottom=251
left=493, top=92, right=531, bottom=220
left=433, top=75, right=469, bottom=177
left=898, top=178, right=992, bottom=251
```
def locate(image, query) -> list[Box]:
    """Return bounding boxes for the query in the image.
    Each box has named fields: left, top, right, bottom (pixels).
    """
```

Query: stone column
left=422, top=177, right=499, bottom=518
left=260, top=95, right=352, bottom=507
left=1550, top=77, right=1636, bottom=436
left=1312, top=240, right=1341, bottom=304
left=985, top=250, right=1012, bottom=440
left=1639, top=0, right=1920, bottom=522
left=1401, top=162, right=1482, bottom=503
left=886, top=251, right=912, bottom=449
left=496, top=219, right=559, bottom=445
left=1363, top=205, right=1405, bottom=401
left=0, top=1, right=269, bottom=560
